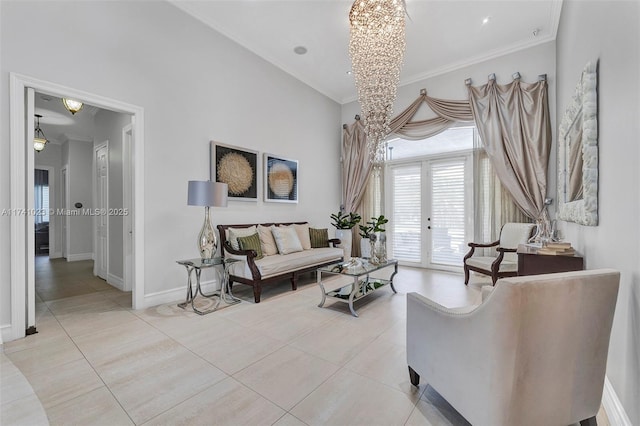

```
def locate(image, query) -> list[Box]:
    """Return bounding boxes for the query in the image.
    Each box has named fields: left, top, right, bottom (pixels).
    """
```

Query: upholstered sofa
left=217, top=222, right=343, bottom=303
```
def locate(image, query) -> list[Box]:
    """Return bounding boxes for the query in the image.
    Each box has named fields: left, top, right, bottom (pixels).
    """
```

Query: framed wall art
left=211, top=142, right=258, bottom=201
left=264, top=153, right=298, bottom=203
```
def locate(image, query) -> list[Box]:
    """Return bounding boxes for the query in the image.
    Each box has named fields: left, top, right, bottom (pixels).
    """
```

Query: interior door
left=61, top=166, right=68, bottom=259
left=123, top=124, right=133, bottom=291
left=95, top=143, right=109, bottom=280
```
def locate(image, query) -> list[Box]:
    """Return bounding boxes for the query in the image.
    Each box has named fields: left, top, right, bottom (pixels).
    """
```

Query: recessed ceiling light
left=346, top=70, right=353, bottom=75
left=482, top=16, right=491, bottom=25
left=293, top=46, right=307, bottom=55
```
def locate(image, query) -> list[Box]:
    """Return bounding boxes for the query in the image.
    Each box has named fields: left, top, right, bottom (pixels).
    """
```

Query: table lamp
left=187, top=180, right=228, bottom=263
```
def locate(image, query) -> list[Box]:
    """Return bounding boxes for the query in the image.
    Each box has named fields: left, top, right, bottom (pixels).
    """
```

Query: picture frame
left=211, top=142, right=258, bottom=201
left=264, top=153, right=298, bottom=203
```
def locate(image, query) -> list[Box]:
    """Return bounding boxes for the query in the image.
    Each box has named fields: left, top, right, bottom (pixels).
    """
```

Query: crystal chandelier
left=349, top=0, right=406, bottom=163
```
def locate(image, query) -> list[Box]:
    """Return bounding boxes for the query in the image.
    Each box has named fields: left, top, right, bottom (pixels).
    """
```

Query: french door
left=387, top=154, right=472, bottom=270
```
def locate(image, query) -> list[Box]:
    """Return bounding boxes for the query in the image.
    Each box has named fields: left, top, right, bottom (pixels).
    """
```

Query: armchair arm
left=328, top=238, right=341, bottom=247
left=463, top=239, right=500, bottom=262
left=223, top=241, right=262, bottom=280
left=406, top=291, right=519, bottom=424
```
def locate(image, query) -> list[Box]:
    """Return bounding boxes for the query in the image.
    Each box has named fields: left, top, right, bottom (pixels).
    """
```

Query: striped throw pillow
left=309, top=228, right=329, bottom=248
left=237, top=233, right=264, bottom=260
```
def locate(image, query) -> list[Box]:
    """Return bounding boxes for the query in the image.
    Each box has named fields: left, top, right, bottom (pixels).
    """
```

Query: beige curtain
left=389, top=90, right=474, bottom=140
left=342, top=117, right=374, bottom=256
left=473, top=139, right=531, bottom=256
left=468, top=79, right=551, bottom=219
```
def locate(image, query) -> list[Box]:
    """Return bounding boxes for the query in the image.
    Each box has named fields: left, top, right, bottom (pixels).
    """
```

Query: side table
left=516, top=244, right=584, bottom=276
left=176, top=257, right=241, bottom=315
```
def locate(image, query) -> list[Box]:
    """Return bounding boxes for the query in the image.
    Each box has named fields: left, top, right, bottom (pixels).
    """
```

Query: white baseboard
left=603, top=376, right=632, bottom=426
left=141, top=279, right=220, bottom=309
left=50, top=251, right=63, bottom=259
left=1, top=324, right=12, bottom=344
left=107, top=273, right=124, bottom=291
left=66, top=253, right=93, bottom=262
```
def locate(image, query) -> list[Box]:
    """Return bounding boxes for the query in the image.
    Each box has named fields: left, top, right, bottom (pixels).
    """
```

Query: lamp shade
left=187, top=181, right=228, bottom=207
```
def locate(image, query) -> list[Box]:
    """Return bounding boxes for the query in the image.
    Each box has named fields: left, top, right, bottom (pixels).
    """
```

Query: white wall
left=342, top=42, right=558, bottom=207
left=556, top=1, right=640, bottom=423
left=0, top=1, right=341, bottom=326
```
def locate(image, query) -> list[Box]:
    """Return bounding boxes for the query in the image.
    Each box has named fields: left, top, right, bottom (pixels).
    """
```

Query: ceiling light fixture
left=33, top=114, right=48, bottom=152
left=482, top=16, right=491, bottom=25
left=62, top=98, right=83, bottom=115
left=349, top=0, right=406, bottom=164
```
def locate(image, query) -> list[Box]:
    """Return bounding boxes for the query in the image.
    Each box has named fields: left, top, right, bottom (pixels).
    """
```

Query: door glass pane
left=430, top=160, right=466, bottom=266
left=391, top=165, right=421, bottom=262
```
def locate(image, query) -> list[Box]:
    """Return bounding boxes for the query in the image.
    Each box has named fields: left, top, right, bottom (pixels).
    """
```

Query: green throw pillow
left=237, top=233, right=264, bottom=260
left=309, top=228, right=329, bottom=248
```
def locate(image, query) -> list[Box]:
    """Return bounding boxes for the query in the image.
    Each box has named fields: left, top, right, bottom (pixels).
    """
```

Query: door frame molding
left=8, top=72, right=146, bottom=342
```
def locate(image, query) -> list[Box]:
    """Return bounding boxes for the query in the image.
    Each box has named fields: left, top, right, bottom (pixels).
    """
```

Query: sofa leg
left=408, top=366, right=420, bottom=386
left=291, top=274, right=298, bottom=291
left=253, top=284, right=262, bottom=303
left=464, top=266, right=470, bottom=285
left=580, top=416, right=597, bottom=426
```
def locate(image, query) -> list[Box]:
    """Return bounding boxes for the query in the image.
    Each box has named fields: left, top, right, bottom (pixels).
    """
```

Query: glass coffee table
left=316, top=258, right=398, bottom=317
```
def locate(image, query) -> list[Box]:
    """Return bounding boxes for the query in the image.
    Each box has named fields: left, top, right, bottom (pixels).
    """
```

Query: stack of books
left=537, top=242, right=576, bottom=256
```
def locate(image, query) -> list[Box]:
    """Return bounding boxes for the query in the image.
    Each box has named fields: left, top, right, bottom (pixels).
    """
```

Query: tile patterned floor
left=1, top=255, right=609, bottom=425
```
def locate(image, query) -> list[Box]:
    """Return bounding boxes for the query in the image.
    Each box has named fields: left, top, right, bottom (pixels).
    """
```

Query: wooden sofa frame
left=217, top=222, right=341, bottom=303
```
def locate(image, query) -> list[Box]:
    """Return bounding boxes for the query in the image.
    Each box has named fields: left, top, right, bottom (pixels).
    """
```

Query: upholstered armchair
left=407, top=269, right=620, bottom=426
left=463, top=222, right=536, bottom=285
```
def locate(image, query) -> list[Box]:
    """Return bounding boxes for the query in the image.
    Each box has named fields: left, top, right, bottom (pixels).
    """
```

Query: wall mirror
left=557, top=61, right=598, bottom=226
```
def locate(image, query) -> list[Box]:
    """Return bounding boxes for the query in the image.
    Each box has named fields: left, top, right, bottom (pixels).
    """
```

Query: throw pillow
left=257, top=224, right=278, bottom=256
left=293, top=223, right=312, bottom=250
left=309, top=228, right=329, bottom=248
left=237, top=233, right=264, bottom=260
left=227, top=226, right=257, bottom=251
left=271, top=225, right=303, bottom=255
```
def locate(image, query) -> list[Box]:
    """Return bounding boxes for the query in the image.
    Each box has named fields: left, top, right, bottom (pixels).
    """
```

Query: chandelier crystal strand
left=349, top=0, right=406, bottom=164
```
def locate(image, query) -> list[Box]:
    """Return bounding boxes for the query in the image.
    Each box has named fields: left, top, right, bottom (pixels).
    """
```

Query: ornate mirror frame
left=557, top=61, right=598, bottom=226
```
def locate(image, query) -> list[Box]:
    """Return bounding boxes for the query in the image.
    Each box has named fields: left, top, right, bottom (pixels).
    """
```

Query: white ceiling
left=170, top=0, right=563, bottom=104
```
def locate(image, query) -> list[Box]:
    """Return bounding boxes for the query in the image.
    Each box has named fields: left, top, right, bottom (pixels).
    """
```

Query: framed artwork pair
left=210, top=141, right=298, bottom=203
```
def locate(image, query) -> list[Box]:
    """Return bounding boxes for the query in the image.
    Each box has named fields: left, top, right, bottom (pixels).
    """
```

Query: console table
left=517, top=244, right=584, bottom=276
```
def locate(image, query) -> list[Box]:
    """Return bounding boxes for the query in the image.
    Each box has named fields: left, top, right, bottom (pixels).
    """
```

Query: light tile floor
left=1, top=256, right=609, bottom=426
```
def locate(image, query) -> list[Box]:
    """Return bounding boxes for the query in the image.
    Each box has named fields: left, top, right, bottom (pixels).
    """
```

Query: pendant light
left=33, top=114, right=48, bottom=152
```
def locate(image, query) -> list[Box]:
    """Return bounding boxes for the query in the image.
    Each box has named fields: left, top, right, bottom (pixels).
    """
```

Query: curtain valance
left=389, top=90, right=474, bottom=140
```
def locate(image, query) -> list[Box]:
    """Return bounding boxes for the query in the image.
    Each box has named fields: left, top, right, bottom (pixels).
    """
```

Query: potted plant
left=330, top=211, right=361, bottom=259
left=358, top=215, right=388, bottom=260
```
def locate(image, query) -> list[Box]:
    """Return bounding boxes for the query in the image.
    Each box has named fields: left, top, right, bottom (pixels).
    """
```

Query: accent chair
left=407, top=269, right=620, bottom=426
left=463, top=222, right=536, bottom=285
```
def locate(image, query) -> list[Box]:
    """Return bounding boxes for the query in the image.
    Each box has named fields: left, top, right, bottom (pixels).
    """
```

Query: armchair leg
left=464, top=266, right=470, bottom=285
left=580, top=416, right=597, bottom=426
left=408, top=366, right=420, bottom=387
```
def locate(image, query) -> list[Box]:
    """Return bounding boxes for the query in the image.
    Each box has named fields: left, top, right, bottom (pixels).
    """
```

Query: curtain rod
left=465, top=72, right=548, bottom=85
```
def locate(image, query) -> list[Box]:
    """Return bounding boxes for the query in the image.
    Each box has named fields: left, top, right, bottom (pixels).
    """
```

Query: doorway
left=8, top=72, right=146, bottom=341
left=387, top=155, right=472, bottom=272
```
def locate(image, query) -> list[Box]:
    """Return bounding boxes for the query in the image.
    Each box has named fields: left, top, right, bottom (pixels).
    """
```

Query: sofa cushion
left=228, top=247, right=343, bottom=280
left=271, top=225, right=303, bottom=255
left=227, top=226, right=257, bottom=251
left=310, top=228, right=329, bottom=248
left=293, top=223, right=312, bottom=250
left=257, top=224, right=278, bottom=256
left=237, top=233, right=264, bottom=260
